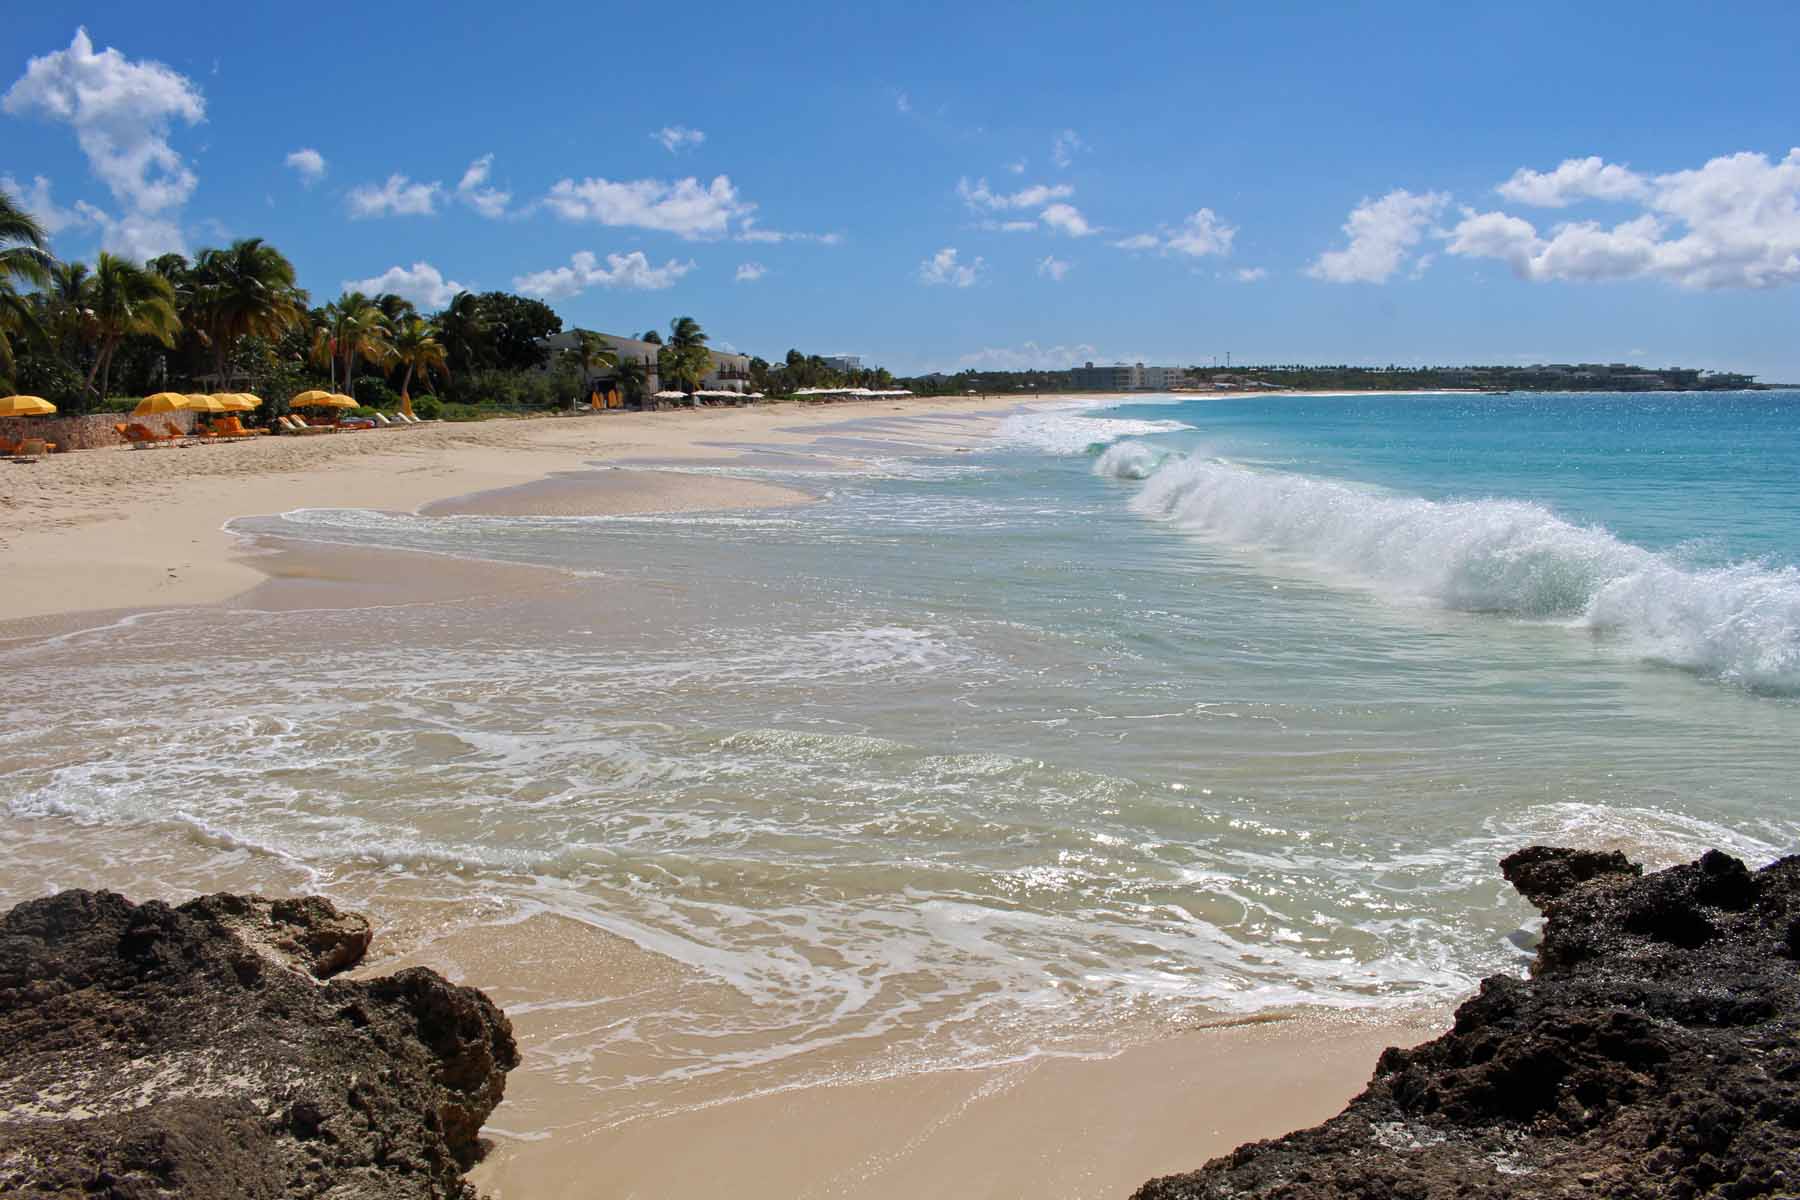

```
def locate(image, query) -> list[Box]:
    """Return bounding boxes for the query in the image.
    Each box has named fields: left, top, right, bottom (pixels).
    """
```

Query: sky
left=5, top=2, right=1800, bottom=380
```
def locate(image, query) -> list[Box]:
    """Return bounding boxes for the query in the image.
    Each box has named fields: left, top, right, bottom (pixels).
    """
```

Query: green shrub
left=413, top=394, right=443, bottom=420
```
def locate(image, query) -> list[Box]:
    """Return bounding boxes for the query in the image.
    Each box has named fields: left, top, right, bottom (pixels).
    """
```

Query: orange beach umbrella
left=0, top=395, right=56, bottom=417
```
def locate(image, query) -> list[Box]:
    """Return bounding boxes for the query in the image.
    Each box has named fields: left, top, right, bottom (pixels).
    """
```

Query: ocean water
left=3, top=391, right=1797, bottom=1115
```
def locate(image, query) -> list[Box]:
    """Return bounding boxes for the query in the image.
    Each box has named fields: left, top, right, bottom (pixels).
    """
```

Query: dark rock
left=0, top=890, right=518, bottom=1198
left=1133, top=849, right=1800, bottom=1199
left=1500, top=844, right=1640, bottom=908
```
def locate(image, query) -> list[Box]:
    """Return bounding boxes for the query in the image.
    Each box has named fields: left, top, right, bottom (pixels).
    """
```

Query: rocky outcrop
left=1134, top=847, right=1800, bottom=1200
left=0, top=890, right=518, bottom=1199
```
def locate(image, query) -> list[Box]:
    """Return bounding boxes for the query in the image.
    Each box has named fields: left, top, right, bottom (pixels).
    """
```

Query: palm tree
left=311, top=292, right=394, bottom=399
left=563, top=329, right=618, bottom=402
left=191, top=238, right=305, bottom=389
left=436, top=291, right=487, bottom=373
left=85, top=252, right=180, bottom=401
left=611, top=356, right=648, bottom=407
left=0, top=190, right=52, bottom=387
left=375, top=292, right=417, bottom=328
left=43, top=259, right=95, bottom=367
left=668, top=316, right=707, bottom=350
left=391, top=316, right=448, bottom=401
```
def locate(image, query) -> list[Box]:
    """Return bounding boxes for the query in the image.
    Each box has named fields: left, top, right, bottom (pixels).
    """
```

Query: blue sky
left=6, top=2, right=1800, bottom=379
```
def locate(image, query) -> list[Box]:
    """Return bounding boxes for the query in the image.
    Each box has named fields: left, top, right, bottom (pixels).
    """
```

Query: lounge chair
left=8, top=437, right=49, bottom=462
left=373, top=412, right=394, bottom=427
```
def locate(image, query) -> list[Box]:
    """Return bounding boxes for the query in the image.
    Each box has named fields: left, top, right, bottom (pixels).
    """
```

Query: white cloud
left=513, top=250, right=696, bottom=299
left=987, top=219, right=1038, bottom=233
left=957, top=340, right=1098, bottom=370
left=3, top=28, right=205, bottom=216
left=653, top=125, right=706, bottom=153
left=1164, top=208, right=1235, bottom=256
left=896, top=91, right=912, bottom=114
left=1039, top=202, right=1096, bottom=237
left=1037, top=256, right=1070, bottom=281
left=285, top=147, right=325, bottom=186
left=1007, top=159, right=1027, bottom=175
left=919, top=247, right=983, bottom=288
left=735, top=261, right=766, bottom=282
left=1308, top=189, right=1449, bottom=283
left=543, top=174, right=751, bottom=240
left=1051, top=129, right=1085, bottom=169
left=1496, top=156, right=1649, bottom=207
left=1235, top=266, right=1268, bottom=282
left=348, top=173, right=441, bottom=218
left=737, top=220, right=843, bottom=245
left=0, top=173, right=102, bottom=236
left=1111, top=209, right=1236, bottom=257
left=957, top=177, right=1075, bottom=211
left=1448, top=148, right=1800, bottom=289
left=346, top=261, right=470, bottom=309
left=456, top=153, right=510, bottom=218
left=101, top=212, right=185, bottom=260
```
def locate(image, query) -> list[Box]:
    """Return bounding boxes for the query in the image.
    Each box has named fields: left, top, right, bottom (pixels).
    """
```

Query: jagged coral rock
left=0, top=890, right=518, bottom=1199
left=1133, top=847, right=1800, bottom=1200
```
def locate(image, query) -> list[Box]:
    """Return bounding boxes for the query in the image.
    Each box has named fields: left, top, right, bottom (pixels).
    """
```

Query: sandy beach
left=1, top=394, right=1445, bottom=1198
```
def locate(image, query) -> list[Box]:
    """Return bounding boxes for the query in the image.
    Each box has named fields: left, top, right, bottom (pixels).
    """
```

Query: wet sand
left=2, top=392, right=1455, bottom=1198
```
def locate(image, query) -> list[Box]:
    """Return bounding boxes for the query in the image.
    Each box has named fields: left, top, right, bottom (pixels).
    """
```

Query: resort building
left=536, top=331, right=753, bottom=398
left=1070, top=362, right=1195, bottom=391
left=822, top=354, right=863, bottom=374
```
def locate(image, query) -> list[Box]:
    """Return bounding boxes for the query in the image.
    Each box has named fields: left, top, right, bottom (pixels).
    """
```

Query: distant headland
left=897, top=361, right=1776, bottom=396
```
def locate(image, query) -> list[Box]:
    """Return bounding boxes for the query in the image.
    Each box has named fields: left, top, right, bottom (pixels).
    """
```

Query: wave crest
left=1127, top=456, right=1800, bottom=691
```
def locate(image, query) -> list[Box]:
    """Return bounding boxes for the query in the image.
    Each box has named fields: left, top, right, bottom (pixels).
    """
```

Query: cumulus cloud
left=957, top=340, right=1099, bottom=370
left=1037, top=256, right=1070, bottom=281
left=1039, top=202, right=1096, bottom=237
left=4, top=28, right=205, bottom=216
left=1496, top=156, right=1649, bottom=207
left=543, top=174, right=751, bottom=240
left=456, top=153, right=510, bottom=218
left=1007, top=159, right=1027, bottom=175
left=919, top=247, right=982, bottom=287
left=1163, top=208, right=1235, bottom=256
left=348, top=173, right=441, bottom=218
left=345, top=261, right=470, bottom=309
left=1448, top=149, right=1800, bottom=289
left=896, top=91, right=912, bottom=114
left=1307, top=189, right=1449, bottom=283
left=1051, top=129, right=1085, bottom=169
left=988, top=219, right=1038, bottom=233
left=1235, top=266, right=1268, bottom=282
left=513, top=250, right=696, bottom=299
left=0, top=173, right=103, bottom=236
left=285, top=147, right=326, bottom=186
left=735, top=261, right=766, bottom=282
left=1111, top=209, right=1235, bottom=257
left=653, top=125, right=705, bottom=153
left=957, top=177, right=1075, bottom=211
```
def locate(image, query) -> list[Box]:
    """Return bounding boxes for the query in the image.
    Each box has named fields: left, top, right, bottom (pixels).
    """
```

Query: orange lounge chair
left=8, top=437, right=49, bottom=462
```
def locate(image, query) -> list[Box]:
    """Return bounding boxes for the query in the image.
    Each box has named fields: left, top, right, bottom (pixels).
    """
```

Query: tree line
left=1, top=191, right=899, bottom=417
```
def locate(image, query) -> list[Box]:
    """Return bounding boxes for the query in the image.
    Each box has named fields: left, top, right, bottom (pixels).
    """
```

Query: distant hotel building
left=1070, top=361, right=1194, bottom=391
left=822, top=354, right=863, bottom=374
left=537, top=330, right=753, bottom=395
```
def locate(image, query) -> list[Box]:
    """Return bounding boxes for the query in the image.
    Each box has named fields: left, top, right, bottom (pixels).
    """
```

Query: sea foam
left=1110, top=450, right=1800, bottom=692
left=997, top=411, right=1195, bottom=456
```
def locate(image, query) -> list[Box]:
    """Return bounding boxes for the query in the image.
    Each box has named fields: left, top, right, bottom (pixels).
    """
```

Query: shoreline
left=3, top=389, right=1470, bottom=1197
left=0, top=394, right=1021, bottom=627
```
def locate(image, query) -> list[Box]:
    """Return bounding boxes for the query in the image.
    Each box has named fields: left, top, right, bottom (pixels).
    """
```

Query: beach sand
left=2, top=393, right=1447, bottom=1197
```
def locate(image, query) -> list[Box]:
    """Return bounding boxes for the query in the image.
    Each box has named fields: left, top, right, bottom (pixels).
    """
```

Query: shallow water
left=3, top=392, right=1796, bottom=1122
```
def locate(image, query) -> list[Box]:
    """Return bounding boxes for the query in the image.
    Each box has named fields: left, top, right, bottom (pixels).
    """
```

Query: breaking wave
left=997, top=411, right=1195, bottom=456
left=1110, top=450, right=1800, bottom=692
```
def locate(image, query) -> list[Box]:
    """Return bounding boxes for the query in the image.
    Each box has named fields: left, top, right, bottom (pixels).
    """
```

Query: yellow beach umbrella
left=290, top=389, right=336, bottom=407
left=228, top=393, right=264, bottom=410
left=325, top=393, right=358, bottom=409
left=132, top=392, right=189, bottom=416
left=185, top=394, right=231, bottom=413
left=0, top=395, right=56, bottom=417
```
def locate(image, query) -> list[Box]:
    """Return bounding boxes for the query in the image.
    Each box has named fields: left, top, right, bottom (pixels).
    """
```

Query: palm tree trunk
left=400, top=363, right=415, bottom=398
left=99, top=336, right=118, bottom=403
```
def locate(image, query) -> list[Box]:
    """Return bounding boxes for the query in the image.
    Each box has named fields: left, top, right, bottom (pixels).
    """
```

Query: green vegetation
left=2, top=226, right=919, bottom=414
left=896, top=362, right=1765, bottom=396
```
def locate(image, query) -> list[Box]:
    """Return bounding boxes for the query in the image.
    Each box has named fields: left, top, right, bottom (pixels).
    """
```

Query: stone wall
left=0, top=409, right=194, bottom=451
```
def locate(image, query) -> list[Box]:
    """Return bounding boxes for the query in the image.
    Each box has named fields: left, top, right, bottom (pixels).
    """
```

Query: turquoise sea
left=3, top=390, right=1797, bottom=1111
